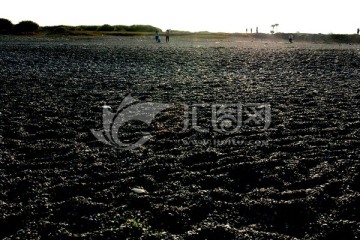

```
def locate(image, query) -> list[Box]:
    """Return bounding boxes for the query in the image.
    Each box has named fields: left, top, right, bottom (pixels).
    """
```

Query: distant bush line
left=43, top=24, right=162, bottom=32
left=0, top=18, right=162, bottom=35
left=0, top=18, right=39, bottom=34
left=0, top=18, right=161, bottom=35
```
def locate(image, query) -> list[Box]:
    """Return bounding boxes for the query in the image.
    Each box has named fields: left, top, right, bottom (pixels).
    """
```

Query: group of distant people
left=246, top=27, right=259, bottom=34
left=155, top=29, right=170, bottom=43
left=245, top=27, right=294, bottom=43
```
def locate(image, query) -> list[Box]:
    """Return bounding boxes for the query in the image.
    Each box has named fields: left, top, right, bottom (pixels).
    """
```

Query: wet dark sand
left=1, top=36, right=360, bottom=239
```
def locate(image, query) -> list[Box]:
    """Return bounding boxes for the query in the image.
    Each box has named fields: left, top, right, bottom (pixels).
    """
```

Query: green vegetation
left=42, top=24, right=162, bottom=36
left=107, top=217, right=165, bottom=239
left=97, top=24, right=114, bottom=31
left=126, top=218, right=144, bottom=229
left=76, top=25, right=98, bottom=31
left=42, top=25, right=73, bottom=35
left=72, top=24, right=161, bottom=33
left=0, top=18, right=13, bottom=33
left=124, top=25, right=160, bottom=32
left=0, top=18, right=162, bottom=36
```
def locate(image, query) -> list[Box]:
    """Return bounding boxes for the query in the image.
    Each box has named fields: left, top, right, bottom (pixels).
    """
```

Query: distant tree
left=0, top=18, right=14, bottom=33
left=271, top=23, right=279, bottom=34
left=274, top=23, right=279, bottom=32
left=14, top=20, right=39, bottom=34
left=271, top=24, right=275, bottom=34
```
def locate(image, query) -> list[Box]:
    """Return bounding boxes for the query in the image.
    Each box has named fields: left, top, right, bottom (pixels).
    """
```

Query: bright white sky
left=1, top=0, right=359, bottom=34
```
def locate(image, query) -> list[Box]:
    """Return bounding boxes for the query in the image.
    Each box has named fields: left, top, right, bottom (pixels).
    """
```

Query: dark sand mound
left=1, top=36, right=359, bottom=239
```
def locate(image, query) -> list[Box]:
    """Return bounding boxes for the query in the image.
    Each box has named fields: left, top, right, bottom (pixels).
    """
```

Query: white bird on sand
left=102, top=105, right=111, bottom=110
left=131, top=187, right=149, bottom=195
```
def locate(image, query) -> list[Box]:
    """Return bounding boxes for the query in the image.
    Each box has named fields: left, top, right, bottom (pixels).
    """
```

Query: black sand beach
left=1, top=36, right=359, bottom=239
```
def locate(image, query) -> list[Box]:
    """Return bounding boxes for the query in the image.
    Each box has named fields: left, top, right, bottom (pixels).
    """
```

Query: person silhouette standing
left=166, top=29, right=170, bottom=43
left=289, top=34, right=293, bottom=43
left=357, top=28, right=360, bottom=35
left=155, top=31, right=161, bottom=43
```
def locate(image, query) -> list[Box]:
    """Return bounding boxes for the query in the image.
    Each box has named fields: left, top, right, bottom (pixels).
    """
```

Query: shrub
left=113, top=25, right=127, bottom=31
left=127, top=25, right=161, bottom=32
left=43, top=26, right=69, bottom=35
left=76, top=25, right=98, bottom=31
left=97, top=24, right=114, bottom=31
left=14, top=20, right=39, bottom=34
left=0, top=18, right=13, bottom=33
